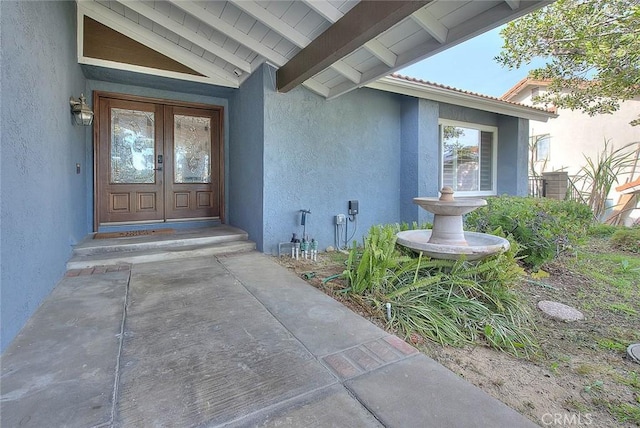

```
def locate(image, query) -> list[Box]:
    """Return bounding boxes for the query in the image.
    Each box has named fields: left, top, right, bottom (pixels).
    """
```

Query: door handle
left=154, top=167, right=163, bottom=171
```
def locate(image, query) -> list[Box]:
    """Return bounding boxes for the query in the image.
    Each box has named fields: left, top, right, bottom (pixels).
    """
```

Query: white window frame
left=532, top=133, right=550, bottom=162
left=439, top=119, right=498, bottom=197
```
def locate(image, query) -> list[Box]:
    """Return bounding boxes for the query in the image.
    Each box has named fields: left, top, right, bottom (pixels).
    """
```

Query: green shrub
left=588, top=223, right=619, bottom=238
left=465, top=196, right=594, bottom=269
left=344, top=224, right=538, bottom=357
left=610, top=227, right=640, bottom=253
left=343, top=224, right=414, bottom=294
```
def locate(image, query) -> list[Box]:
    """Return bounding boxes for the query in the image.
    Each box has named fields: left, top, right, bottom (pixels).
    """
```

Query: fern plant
left=343, top=224, right=538, bottom=357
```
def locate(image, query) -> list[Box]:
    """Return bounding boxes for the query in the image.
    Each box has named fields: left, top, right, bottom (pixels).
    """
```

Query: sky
left=398, top=26, right=543, bottom=98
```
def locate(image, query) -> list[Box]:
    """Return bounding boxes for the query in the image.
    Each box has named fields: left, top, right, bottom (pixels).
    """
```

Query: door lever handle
left=153, top=167, right=163, bottom=171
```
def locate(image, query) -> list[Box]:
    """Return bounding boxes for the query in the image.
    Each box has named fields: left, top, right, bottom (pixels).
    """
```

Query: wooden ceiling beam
left=411, top=8, right=449, bottom=44
left=167, top=0, right=289, bottom=67
left=118, top=0, right=251, bottom=73
left=364, top=39, right=397, bottom=67
left=302, top=0, right=344, bottom=23
left=277, top=0, right=430, bottom=93
left=228, top=0, right=311, bottom=48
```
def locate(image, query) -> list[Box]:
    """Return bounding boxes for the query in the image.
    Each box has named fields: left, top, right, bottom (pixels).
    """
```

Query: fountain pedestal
left=430, top=215, right=466, bottom=245
left=397, top=187, right=509, bottom=260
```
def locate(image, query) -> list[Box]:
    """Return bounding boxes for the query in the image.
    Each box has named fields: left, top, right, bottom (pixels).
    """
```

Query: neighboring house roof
left=617, top=177, right=640, bottom=195
left=501, top=77, right=552, bottom=101
left=77, top=0, right=551, bottom=100
left=366, top=74, right=557, bottom=122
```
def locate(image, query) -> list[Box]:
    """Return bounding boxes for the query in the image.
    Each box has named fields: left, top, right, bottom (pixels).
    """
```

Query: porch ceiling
left=77, top=0, right=552, bottom=100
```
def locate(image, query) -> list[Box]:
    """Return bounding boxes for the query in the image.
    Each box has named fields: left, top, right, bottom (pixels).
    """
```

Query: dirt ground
left=274, top=250, right=640, bottom=427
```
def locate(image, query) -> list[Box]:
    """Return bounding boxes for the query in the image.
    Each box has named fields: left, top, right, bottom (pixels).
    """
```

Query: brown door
left=164, top=106, right=222, bottom=220
left=95, top=93, right=223, bottom=228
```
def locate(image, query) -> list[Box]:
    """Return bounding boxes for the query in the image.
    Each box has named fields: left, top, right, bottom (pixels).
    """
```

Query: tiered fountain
left=396, top=187, right=509, bottom=260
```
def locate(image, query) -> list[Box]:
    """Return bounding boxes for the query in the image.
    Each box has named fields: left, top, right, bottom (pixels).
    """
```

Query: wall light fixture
left=69, top=94, right=94, bottom=126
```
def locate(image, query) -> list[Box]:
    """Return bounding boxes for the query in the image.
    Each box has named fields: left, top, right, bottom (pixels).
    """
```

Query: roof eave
left=367, top=76, right=557, bottom=122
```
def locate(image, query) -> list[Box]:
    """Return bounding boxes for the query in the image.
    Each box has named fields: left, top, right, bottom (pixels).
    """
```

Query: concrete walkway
left=1, top=252, right=538, bottom=427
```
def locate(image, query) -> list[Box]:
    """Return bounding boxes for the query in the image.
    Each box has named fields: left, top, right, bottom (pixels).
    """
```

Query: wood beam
left=228, top=0, right=311, bottom=48
left=330, top=60, right=362, bottom=84
left=118, top=0, right=251, bottom=73
left=167, top=0, right=289, bottom=67
left=277, top=0, right=430, bottom=93
left=302, top=79, right=331, bottom=98
left=302, top=0, right=343, bottom=23
left=411, top=8, right=449, bottom=44
left=364, top=39, right=397, bottom=67
left=79, top=1, right=237, bottom=86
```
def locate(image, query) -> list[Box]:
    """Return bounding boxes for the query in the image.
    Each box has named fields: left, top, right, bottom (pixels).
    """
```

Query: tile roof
left=388, top=73, right=553, bottom=114
left=500, top=77, right=552, bottom=101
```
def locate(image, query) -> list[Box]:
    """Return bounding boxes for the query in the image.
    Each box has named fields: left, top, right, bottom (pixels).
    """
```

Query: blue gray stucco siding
left=1, top=0, right=88, bottom=351
left=497, top=116, right=530, bottom=196
left=400, top=97, right=440, bottom=226
left=228, top=65, right=266, bottom=250
left=262, top=74, right=402, bottom=255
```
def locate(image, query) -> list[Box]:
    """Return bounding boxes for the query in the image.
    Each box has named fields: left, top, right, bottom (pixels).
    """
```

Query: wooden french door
left=95, top=93, right=223, bottom=228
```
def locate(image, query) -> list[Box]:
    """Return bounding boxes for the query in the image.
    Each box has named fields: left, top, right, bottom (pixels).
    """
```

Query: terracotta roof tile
left=389, top=73, right=551, bottom=112
left=500, top=77, right=552, bottom=101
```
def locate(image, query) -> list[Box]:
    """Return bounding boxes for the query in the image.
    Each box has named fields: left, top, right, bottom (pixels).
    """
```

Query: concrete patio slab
left=0, top=271, right=129, bottom=428
left=346, top=353, right=538, bottom=428
left=116, top=257, right=335, bottom=427
left=218, top=252, right=386, bottom=356
left=225, top=384, right=383, bottom=427
left=1, top=250, right=539, bottom=428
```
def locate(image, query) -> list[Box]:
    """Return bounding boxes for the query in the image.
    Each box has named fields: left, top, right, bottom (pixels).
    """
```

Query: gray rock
left=537, top=300, right=584, bottom=322
left=627, top=343, right=640, bottom=364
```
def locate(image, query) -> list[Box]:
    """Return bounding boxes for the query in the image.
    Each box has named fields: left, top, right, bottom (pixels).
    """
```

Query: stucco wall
left=1, top=0, right=87, bottom=351
left=228, top=66, right=265, bottom=248
left=400, top=97, right=440, bottom=225
left=262, top=67, right=402, bottom=254
left=511, top=91, right=639, bottom=177
left=439, top=103, right=498, bottom=127
left=497, top=116, right=530, bottom=196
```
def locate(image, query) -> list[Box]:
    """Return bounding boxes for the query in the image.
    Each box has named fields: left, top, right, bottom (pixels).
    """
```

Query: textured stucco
left=228, top=65, right=265, bottom=249
left=81, top=64, right=237, bottom=100
left=400, top=97, right=440, bottom=225
left=262, top=66, right=402, bottom=254
left=439, top=103, right=498, bottom=127
left=497, top=116, right=530, bottom=196
left=1, top=0, right=87, bottom=351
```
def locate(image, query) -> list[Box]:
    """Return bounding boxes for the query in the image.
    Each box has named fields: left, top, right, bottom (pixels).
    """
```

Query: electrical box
left=348, top=200, right=359, bottom=216
left=335, top=214, right=346, bottom=225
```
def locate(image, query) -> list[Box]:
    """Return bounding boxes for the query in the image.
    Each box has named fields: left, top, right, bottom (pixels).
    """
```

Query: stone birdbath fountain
left=396, top=187, right=510, bottom=260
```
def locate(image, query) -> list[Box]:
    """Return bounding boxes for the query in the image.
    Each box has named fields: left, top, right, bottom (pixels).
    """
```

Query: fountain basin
left=413, top=197, right=486, bottom=216
left=396, top=229, right=510, bottom=261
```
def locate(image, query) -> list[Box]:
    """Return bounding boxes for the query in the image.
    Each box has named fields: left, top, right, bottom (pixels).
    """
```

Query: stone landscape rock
left=627, top=343, right=640, bottom=364
left=537, top=300, right=584, bottom=322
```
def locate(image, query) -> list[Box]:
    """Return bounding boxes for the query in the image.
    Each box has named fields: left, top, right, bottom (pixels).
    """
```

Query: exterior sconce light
left=69, top=93, right=94, bottom=126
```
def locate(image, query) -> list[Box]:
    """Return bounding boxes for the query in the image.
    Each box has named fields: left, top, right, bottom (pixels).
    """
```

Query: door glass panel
left=174, top=115, right=211, bottom=183
left=110, top=108, right=155, bottom=184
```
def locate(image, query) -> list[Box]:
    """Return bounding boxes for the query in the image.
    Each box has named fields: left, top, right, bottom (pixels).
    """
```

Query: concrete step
left=73, top=226, right=249, bottom=256
left=67, top=226, right=255, bottom=269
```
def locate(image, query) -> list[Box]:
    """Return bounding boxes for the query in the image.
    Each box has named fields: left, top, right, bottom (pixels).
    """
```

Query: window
left=532, top=134, right=550, bottom=162
left=440, top=120, right=497, bottom=196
